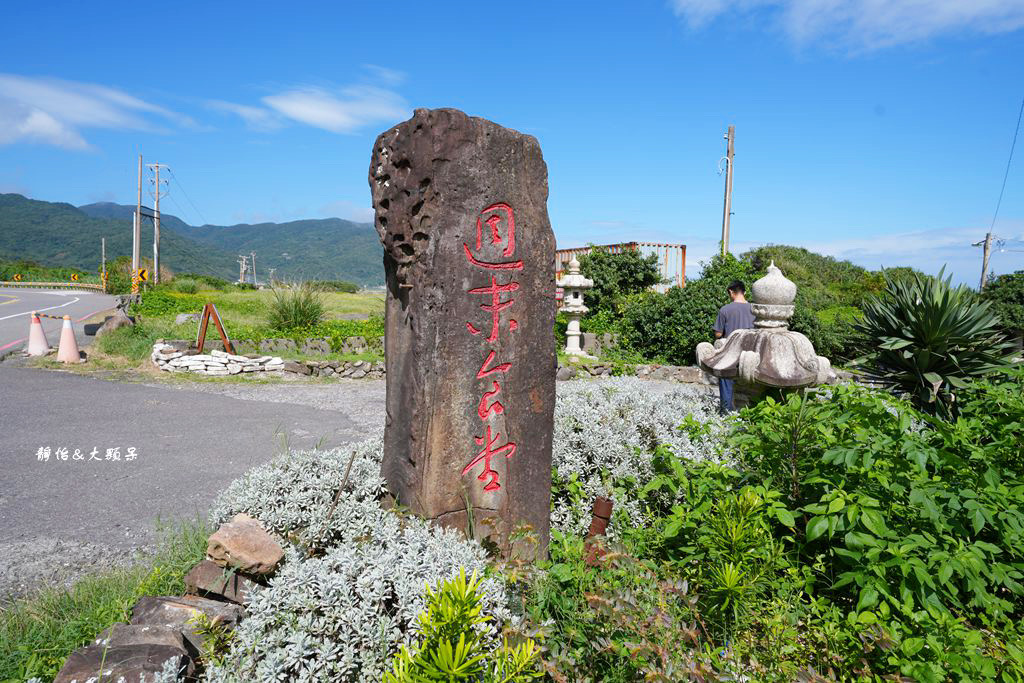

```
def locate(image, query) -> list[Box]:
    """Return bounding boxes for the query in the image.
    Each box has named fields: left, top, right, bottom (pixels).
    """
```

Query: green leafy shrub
left=173, top=272, right=231, bottom=290
left=577, top=248, right=661, bottom=315
left=310, top=279, right=359, bottom=293
left=984, top=270, right=1024, bottom=336
left=384, top=570, right=541, bottom=683
left=129, top=289, right=204, bottom=316
left=521, top=535, right=714, bottom=682
left=854, top=270, right=1016, bottom=418
left=729, top=385, right=1024, bottom=679
left=267, top=283, right=325, bottom=330
left=171, top=277, right=198, bottom=294
left=619, top=254, right=755, bottom=364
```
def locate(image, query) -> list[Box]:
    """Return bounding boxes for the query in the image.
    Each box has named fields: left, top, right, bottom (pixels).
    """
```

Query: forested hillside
left=0, top=194, right=238, bottom=279
left=79, top=202, right=384, bottom=285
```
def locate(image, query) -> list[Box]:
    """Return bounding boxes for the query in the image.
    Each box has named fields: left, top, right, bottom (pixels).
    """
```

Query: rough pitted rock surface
left=370, top=108, right=556, bottom=554
left=206, top=513, right=283, bottom=575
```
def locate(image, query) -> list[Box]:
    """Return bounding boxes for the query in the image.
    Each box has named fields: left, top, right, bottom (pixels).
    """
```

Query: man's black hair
left=727, top=280, right=746, bottom=294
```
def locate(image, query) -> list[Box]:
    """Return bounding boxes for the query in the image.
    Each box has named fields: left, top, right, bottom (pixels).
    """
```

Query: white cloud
left=0, top=73, right=193, bottom=150
left=262, top=85, right=407, bottom=134
left=362, top=64, right=405, bottom=86
left=206, top=100, right=283, bottom=131
left=669, top=0, right=1024, bottom=50
left=209, top=65, right=408, bottom=135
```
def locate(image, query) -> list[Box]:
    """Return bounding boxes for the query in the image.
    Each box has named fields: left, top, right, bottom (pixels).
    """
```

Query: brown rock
left=370, top=108, right=555, bottom=556
left=94, top=622, right=191, bottom=652
left=206, top=513, right=284, bottom=575
left=95, top=309, right=134, bottom=338
left=54, top=643, right=189, bottom=683
left=130, top=594, right=244, bottom=653
left=184, top=559, right=259, bottom=604
left=282, top=360, right=312, bottom=375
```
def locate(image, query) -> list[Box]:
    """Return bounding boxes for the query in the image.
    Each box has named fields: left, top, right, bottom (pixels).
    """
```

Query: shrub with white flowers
left=551, top=378, right=727, bottom=537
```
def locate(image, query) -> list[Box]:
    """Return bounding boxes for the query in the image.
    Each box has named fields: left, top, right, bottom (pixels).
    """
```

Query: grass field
left=68, top=285, right=386, bottom=377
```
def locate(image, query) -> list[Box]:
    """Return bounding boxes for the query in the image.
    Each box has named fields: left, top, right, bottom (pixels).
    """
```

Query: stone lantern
left=557, top=256, right=595, bottom=358
left=696, top=262, right=835, bottom=392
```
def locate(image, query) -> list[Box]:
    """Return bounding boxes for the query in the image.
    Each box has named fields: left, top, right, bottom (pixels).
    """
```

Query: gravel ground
left=1, top=374, right=706, bottom=604
left=143, top=377, right=388, bottom=437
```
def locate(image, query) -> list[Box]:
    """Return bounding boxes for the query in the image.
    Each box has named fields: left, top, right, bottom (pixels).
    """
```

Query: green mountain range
left=0, top=193, right=384, bottom=285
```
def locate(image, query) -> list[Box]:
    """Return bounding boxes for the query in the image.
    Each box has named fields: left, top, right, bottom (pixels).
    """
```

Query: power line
left=167, top=167, right=208, bottom=226
left=989, top=96, right=1024, bottom=234
left=976, top=95, right=1024, bottom=289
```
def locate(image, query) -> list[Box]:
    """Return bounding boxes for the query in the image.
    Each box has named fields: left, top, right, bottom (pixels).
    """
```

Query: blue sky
left=1, top=0, right=1023, bottom=284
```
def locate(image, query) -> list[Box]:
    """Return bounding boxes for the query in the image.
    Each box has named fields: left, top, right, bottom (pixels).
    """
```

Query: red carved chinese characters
left=463, top=203, right=522, bottom=492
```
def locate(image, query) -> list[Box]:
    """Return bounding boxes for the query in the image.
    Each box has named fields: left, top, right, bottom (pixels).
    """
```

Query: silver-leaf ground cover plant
left=551, top=378, right=727, bottom=537
left=200, top=379, right=721, bottom=681
left=204, top=437, right=510, bottom=683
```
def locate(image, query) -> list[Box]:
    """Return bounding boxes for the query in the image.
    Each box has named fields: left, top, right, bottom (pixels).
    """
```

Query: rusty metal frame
left=195, top=302, right=235, bottom=355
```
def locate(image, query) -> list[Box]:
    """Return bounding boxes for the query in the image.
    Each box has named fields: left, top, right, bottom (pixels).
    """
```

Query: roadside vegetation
left=0, top=519, right=209, bottom=682
left=86, top=274, right=385, bottom=372
left=7, top=260, right=1023, bottom=680
left=0, top=258, right=99, bottom=285
left=576, top=245, right=935, bottom=366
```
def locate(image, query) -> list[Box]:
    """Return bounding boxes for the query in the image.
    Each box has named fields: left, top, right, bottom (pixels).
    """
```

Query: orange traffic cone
left=26, top=312, right=50, bottom=356
left=56, top=315, right=82, bottom=363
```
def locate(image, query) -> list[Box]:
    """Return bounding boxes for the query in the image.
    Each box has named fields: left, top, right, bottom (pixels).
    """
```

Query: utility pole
left=147, top=162, right=169, bottom=283
left=237, top=254, right=248, bottom=284
left=979, top=233, right=993, bottom=290
left=720, top=125, right=735, bottom=257
left=133, top=155, right=142, bottom=275
left=268, top=267, right=276, bottom=286
left=101, top=237, right=106, bottom=281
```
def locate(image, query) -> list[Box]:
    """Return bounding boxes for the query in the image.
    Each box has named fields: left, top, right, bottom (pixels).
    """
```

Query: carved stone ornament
left=696, top=262, right=835, bottom=388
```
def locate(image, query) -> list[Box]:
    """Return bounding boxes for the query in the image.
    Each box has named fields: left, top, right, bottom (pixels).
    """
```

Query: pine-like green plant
left=854, top=269, right=1015, bottom=418
left=384, top=569, right=542, bottom=683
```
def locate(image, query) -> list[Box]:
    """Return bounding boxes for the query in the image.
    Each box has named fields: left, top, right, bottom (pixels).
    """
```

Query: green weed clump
left=267, top=283, right=325, bottom=331
left=95, top=322, right=166, bottom=361
left=0, top=518, right=209, bottom=681
left=171, top=277, right=199, bottom=294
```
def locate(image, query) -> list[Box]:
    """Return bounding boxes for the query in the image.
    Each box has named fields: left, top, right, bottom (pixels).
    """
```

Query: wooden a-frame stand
left=195, top=302, right=235, bottom=355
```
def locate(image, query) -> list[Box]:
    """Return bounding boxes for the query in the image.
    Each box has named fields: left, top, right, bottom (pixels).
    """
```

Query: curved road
left=0, top=287, right=119, bottom=356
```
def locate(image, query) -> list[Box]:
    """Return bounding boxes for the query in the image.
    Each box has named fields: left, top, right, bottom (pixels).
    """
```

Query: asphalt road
left=0, top=287, right=118, bottom=357
left=0, top=366, right=377, bottom=598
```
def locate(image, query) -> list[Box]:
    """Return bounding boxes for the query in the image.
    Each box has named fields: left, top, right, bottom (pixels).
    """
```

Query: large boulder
left=369, top=108, right=556, bottom=556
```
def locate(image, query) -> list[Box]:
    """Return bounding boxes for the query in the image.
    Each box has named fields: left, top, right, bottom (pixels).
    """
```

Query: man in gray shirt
left=713, top=280, right=755, bottom=414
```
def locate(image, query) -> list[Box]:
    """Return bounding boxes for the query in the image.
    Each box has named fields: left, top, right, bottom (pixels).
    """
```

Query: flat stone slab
left=184, top=559, right=259, bottom=604
left=130, top=594, right=244, bottom=652
left=206, top=513, right=283, bottom=575
left=54, top=643, right=190, bottom=683
left=94, top=622, right=191, bottom=652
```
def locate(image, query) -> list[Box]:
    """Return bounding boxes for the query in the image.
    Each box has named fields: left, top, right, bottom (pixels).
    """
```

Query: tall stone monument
left=369, top=108, right=556, bottom=555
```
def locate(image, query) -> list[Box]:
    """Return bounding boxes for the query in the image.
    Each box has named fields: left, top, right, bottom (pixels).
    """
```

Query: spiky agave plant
left=854, top=269, right=1015, bottom=419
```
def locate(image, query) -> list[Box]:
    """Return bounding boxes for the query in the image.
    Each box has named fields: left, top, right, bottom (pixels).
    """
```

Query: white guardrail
left=0, top=281, right=105, bottom=292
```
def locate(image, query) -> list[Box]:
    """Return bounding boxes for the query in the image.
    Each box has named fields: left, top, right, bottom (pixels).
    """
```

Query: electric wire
left=167, top=168, right=208, bottom=227
left=988, top=96, right=1024, bottom=235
